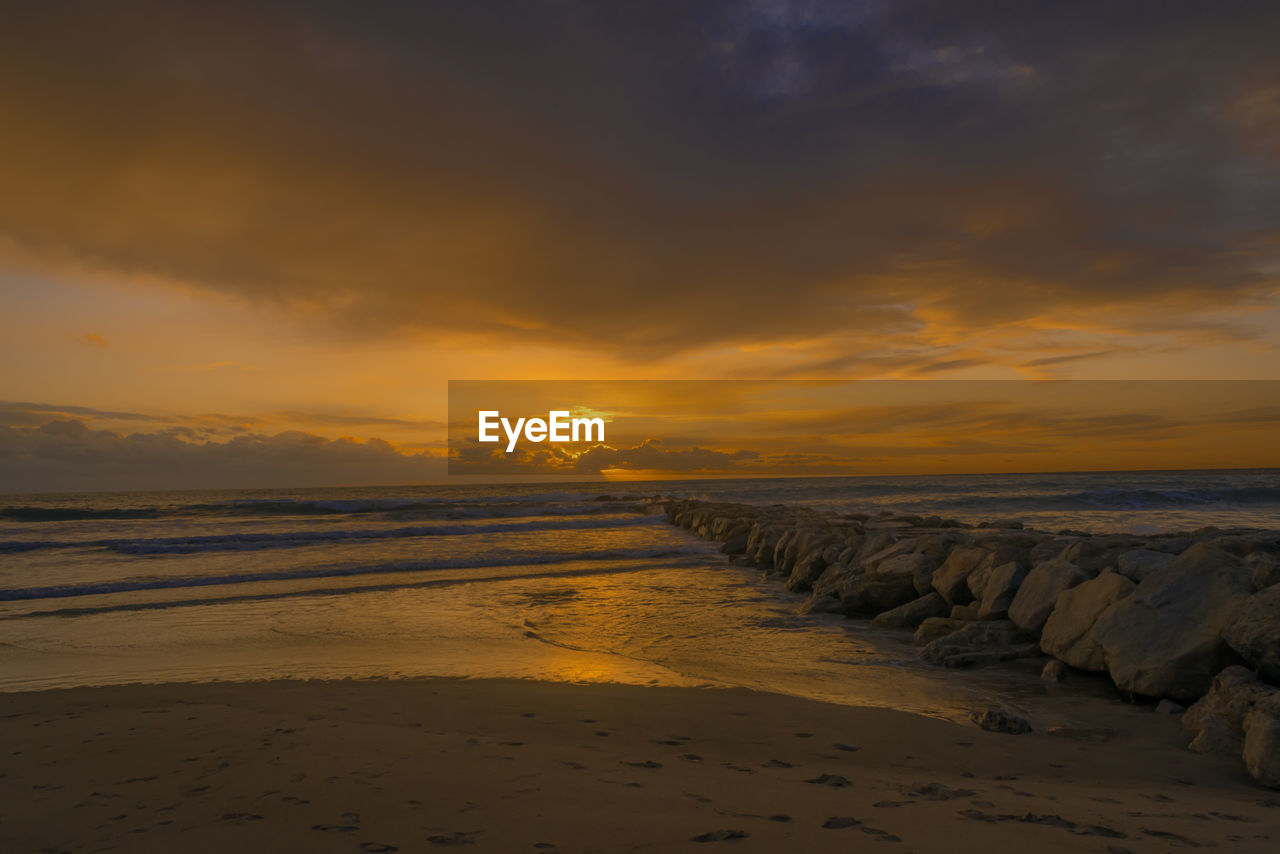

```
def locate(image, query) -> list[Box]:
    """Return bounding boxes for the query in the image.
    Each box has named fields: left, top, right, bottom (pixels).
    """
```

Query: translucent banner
left=447, top=380, right=1280, bottom=477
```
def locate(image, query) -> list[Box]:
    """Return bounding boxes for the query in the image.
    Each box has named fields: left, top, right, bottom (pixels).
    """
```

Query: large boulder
left=1243, top=697, right=1280, bottom=789
left=1248, top=552, right=1280, bottom=590
left=855, top=530, right=899, bottom=567
left=1028, top=537, right=1071, bottom=566
left=931, top=548, right=988, bottom=605
left=1182, top=666, right=1278, bottom=756
left=872, top=592, right=949, bottom=629
left=916, top=533, right=967, bottom=562
left=1116, top=548, right=1175, bottom=583
left=774, top=528, right=834, bottom=580
left=863, top=538, right=917, bottom=567
left=721, top=530, right=750, bottom=556
left=975, top=561, right=1026, bottom=620
left=1008, top=556, right=1087, bottom=635
left=1059, top=539, right=1121, bottom=575
left=965, top=535, right=1038, bottom=600
left=914, top=617, right=969, bottom=645
left=810, top=562, right=854, bottom=599
left=1092, top=544, right=1253, bottom=700
left=1223, top=584, right=1280, bottom=683
left=1039, top=571, right=1135, bottom=671
left=839, top=573, right=918, bottom=617
left=870, top=551, right=937, bottom=595
left=784, top=549, right=829, bottom=592
left=799, top=591, right=844, bottom=615
left=919, top=620, right=1040, bottom=668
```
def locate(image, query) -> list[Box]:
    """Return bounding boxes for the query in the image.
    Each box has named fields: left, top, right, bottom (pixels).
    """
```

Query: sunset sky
left=2, top=2, right=1278, bottom=490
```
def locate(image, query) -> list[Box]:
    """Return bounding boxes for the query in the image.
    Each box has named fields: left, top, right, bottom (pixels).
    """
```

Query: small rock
left=970, top=707, right=1032, bottom=734
left=1041, top=659, right=1067, bottom=683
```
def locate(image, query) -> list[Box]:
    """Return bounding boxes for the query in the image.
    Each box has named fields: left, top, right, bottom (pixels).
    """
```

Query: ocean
left=1, top=469, right=1277, bottom=714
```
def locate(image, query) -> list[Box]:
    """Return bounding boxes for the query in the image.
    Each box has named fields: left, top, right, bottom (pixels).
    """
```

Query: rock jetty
left=663, top=498, right=1280, bottom=788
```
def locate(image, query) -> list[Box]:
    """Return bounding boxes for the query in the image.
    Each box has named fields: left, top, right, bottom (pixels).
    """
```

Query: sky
left=1, top=1, right=1278, bottom=490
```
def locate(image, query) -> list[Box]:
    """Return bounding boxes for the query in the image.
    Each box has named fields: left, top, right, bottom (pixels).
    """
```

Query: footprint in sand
left=621, top=760, right=662, bottom=768
left=823, top=817, right=862, bottom=829
left=691, top=829, right=748, bottom=842
left=359, top=844, right=398, bottom=853
left=761, top=759, right=793, bottom=768
left=805, top=773, right=851, bottom=787
left=958, top=808, right=1126, bottom=839
left=427, top=830, right=481, bottom=846
left=904, top=781, right=976, bottom=800
left=1141, top=828, right=1198, bottom=845
left=312, top=811, right=361, bottom=832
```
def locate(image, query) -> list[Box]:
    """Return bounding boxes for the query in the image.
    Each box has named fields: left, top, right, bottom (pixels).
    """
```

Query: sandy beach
left=2, top=676, right=1276, bottom=853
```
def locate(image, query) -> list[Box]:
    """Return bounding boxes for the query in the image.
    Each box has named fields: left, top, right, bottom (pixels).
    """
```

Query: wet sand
left=1, top=677, right=1276, bottom=853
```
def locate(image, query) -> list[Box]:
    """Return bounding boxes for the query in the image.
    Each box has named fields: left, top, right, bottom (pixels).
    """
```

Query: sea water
left=1, top=470, right=1276, bottom=719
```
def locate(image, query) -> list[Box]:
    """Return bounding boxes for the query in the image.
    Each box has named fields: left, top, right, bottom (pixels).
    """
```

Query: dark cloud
left=0, top=401, right=164, bottom=425
left=1018, top=351, right=1117, bottom=369
left=0, top=419, right=441, bottom=492
left=0, top=1, right=1277, bottom=358
left=275, top=411, right=446, bottom=430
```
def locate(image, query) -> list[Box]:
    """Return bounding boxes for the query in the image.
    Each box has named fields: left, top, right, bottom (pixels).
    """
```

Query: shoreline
left=3, top=676, right=1276, bottom=852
